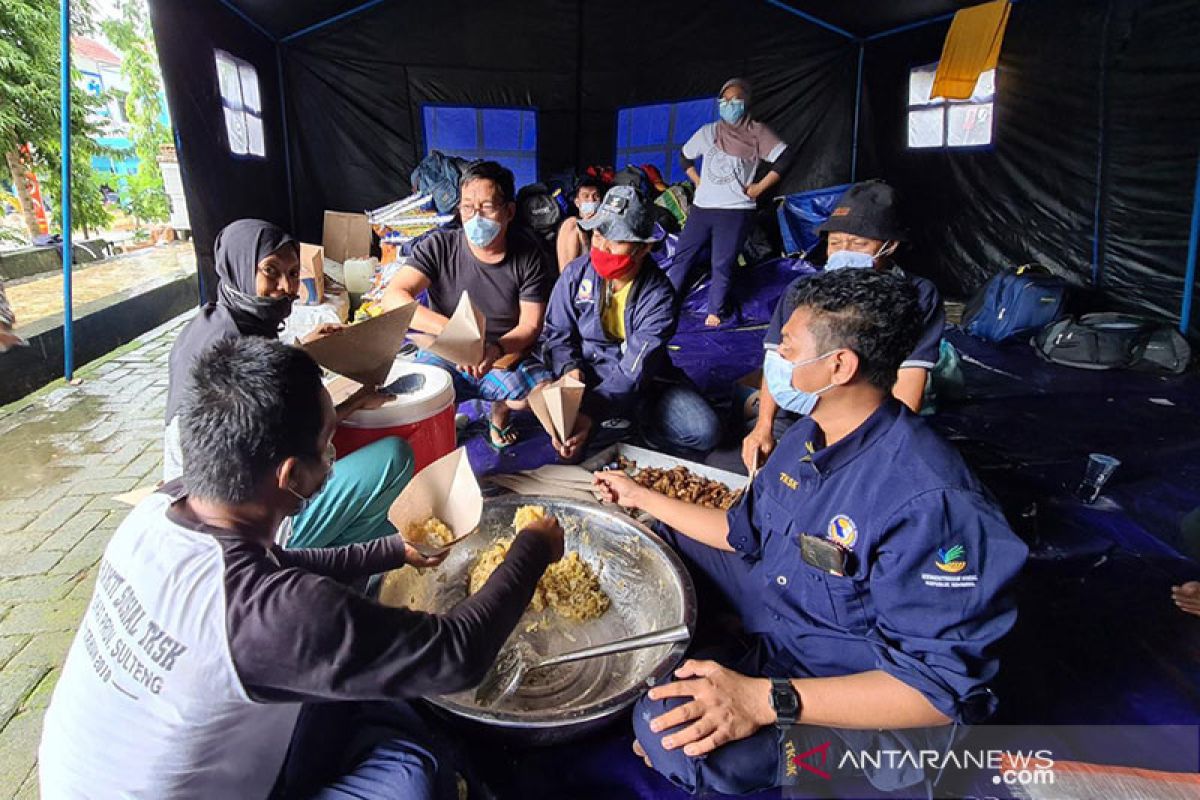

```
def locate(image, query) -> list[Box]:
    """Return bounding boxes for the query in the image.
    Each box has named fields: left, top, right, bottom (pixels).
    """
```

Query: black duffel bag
left=1033, top=313, right=1191, bottom=374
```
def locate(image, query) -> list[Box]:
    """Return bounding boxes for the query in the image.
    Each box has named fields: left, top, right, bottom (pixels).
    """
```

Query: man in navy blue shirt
left=743, top=180, right=945, bottom=472
left=596, top=269, right=1026, bottom=795
left=539, top=186, right=720, bottom=460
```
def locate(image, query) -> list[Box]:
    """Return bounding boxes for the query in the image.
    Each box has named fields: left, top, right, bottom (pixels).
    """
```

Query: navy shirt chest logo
left=827, top=514, right=858, bottom=549
left=576, top=278, right=595, bottom=304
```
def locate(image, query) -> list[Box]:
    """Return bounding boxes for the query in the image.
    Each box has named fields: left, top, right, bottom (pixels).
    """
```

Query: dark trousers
left=277, top=701, right=460, bottom=800
left=665, top=206, right=756, bottom=318
left=633, top=527, right=959, bottom=796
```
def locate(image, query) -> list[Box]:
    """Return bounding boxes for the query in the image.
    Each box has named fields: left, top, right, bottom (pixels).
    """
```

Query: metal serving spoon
left=474, top=623, right=691, bottom=707
left=408, top=526, right=478, bottom=560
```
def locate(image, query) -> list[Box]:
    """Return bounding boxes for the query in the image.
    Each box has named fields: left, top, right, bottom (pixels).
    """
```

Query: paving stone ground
left=0, top=310, right=191, bottom=798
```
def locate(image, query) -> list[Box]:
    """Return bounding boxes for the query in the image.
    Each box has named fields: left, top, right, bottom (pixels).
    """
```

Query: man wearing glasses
left=384, top=161, right=555, bottom=450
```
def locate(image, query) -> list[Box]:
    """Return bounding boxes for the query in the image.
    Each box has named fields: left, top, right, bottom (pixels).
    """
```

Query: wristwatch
left=769, top=678, right=800, bottom=726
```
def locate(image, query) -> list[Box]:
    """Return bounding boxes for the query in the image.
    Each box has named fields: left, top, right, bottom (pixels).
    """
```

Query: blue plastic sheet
left=776, top=182, right=852, bottom=256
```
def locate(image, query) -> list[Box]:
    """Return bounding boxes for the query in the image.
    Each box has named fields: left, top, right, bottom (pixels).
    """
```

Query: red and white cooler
left=332, top=361, right=456, bottom=473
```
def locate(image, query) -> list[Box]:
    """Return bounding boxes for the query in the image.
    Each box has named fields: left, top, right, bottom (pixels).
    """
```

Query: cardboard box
left=299, top=243, right=324, bottom=305
left=322, top=210, right=372, bottom=264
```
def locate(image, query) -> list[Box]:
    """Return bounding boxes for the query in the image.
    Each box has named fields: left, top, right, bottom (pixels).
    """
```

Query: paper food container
left=388, top=447, right=482, bottom=556
left=527, top=374, right=585, bottom=442
left=322, top=210, right=372, bottom=265
left=301, top=303, right=417, bottom=387
left=298, top=243, right=325, bottom=305
left=426, top=291, right=485, bottom=365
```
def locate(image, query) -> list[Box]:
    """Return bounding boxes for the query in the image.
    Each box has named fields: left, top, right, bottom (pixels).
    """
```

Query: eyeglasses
left=459, top=202, right=503, bottom=220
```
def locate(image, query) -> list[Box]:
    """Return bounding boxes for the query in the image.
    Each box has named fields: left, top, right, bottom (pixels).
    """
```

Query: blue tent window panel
left=615, top=98, right=715, bottom=183
left=422, top=105, right=538, bottom=189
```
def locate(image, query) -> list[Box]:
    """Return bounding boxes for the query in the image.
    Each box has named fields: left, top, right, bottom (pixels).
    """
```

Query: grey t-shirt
left=410, top=228, right=553, bottom=344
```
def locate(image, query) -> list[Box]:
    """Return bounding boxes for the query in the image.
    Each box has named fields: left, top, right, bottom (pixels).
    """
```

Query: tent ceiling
left=225, top=0, right=982, bottom=41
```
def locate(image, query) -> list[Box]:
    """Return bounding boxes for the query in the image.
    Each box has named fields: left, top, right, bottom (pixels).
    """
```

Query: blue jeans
left=289, top=437, right=414, bottom=549
left=641, top=382, right=722, bottom=457
left=278, top=701, right=459, bottom=800
left=664, top=206, right=756, bottom=317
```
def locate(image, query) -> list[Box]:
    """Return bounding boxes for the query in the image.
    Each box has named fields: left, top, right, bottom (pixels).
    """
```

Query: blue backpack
left=962, top=264, right=1069, bottom=342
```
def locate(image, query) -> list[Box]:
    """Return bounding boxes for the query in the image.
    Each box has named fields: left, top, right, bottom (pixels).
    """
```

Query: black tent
left=147, top=0, right=1200, bottom=336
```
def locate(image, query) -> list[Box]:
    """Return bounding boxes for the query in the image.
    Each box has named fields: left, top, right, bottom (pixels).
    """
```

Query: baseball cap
left=578, top=185, right=663, bottom=243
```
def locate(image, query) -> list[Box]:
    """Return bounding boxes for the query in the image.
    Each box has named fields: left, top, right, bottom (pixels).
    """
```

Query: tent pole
left=61, top=0, right=74, bottom=381
left=851, top=43, right=864, bottom=183
left=215, top=0, right=274, bottom=40
left=281, top=0, right=389, bottom=43
left=1181, top=152, right=1200, bottom=336
left=761, top=0, right=857, bottom=40
left=867, top=0, right=1025, bottom=42
left=277, top=47, right=296, bottom=234
left=1091, top=0, right=1112, bottom=288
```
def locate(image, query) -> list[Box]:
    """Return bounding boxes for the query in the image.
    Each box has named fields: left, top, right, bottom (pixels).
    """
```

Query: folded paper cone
left=302, top=303, right=417, bottom=386
left=427, top=291, right=485, bottom=366
left=388, top=447, right=482, bottom=542
left=528, top=375, right=585, bottom=442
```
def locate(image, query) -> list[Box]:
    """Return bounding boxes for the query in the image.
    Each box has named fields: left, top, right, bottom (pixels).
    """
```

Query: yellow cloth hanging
left=931, top=0, right=1012, bottom=100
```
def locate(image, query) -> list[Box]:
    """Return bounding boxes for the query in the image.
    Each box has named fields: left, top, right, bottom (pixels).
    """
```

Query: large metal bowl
left=379, top=495, right=696, bottom=744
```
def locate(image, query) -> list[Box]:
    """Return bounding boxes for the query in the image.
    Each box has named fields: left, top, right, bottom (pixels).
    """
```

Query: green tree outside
left=1, top=0, right=113, bottom=241
left=102, top=0, right=171, bottom=226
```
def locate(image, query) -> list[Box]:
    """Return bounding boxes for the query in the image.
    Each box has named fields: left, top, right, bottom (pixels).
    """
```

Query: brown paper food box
left=322, top=210, right=373, bottom=264
left=299, top=243, right=325, bottom=305
left=528, top=375, right=585, bottom=442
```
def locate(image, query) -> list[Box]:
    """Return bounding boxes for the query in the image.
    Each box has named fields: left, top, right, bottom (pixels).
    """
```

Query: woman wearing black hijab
left=163, top=219, right=414, bottom=548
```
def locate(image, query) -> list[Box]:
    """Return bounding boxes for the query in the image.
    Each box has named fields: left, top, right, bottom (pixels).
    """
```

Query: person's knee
left=632, top=692, right=780, bottom=796
left=655, top=389, right=721, bottom=453
left=632, top=693, right=702, bottom=794
left=365, top=437, right=415, bottom=490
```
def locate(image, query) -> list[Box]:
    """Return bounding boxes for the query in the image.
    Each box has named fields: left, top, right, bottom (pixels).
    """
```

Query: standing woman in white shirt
left=667, top=78, right=789, bottom=327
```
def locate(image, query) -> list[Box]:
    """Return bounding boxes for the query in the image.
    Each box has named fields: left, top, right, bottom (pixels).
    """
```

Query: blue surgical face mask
left=579, top=201, right=599, bottom=217
left=763, top=349, right=837, bottom=415
left=825, top=249, right=876, bottom=271
left=463, top=214, right=502, bottom=247
left=719, top=99, right=746, bottom=124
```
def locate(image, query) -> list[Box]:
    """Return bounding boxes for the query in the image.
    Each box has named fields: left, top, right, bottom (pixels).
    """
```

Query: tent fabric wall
left=148, top=0, right=289, bottom=303
left=148, top=0, right=1200, bottom=336
left=279, top=0, right=857, bottom=245
left=858, top=0, right=1200, bottom=334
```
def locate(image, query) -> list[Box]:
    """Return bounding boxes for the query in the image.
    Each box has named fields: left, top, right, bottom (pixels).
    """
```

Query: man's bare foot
left=632, top=739, right=652, bottom=768
left=704, top=314, right=722, bottom=328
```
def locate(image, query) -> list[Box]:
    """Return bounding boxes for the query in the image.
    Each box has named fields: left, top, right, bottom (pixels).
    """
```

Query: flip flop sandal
left=487, top=421, right=518, bottom=452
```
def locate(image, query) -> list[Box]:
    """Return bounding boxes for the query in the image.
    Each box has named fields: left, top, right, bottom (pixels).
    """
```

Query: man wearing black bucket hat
left=742, top=180, right=945, bottom=472
left=538, top=185, right=721, bottom=461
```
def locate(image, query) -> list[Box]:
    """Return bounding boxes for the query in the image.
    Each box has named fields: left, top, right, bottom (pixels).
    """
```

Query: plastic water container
left=333, top=361, right=456, bottom=472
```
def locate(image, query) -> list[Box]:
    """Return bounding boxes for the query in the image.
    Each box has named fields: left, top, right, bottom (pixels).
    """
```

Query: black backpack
left=515, top=183, right=563, bottom=241
left=612, top=165, right=652, bottom=198
left=1033, top=313, right=1191, bottom=374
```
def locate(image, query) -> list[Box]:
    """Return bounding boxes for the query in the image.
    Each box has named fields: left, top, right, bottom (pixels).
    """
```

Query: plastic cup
left=1076, top=453, right=1120, bottom=504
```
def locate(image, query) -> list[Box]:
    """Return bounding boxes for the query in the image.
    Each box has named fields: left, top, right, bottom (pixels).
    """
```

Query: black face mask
left=219, top=281, right=294, bottom=334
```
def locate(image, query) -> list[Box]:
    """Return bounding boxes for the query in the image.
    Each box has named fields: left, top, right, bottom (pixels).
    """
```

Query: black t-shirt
left=410, top=228, right=554, bottom=344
